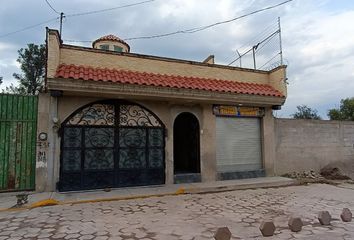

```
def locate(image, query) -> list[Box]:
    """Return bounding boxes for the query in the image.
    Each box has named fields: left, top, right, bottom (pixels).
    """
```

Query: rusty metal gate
left=0, top=94, right=38, bottom=192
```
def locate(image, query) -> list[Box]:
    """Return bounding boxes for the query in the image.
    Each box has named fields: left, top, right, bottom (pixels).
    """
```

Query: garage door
left=216, top=117, right=262, bottom=172
left=59, top=100, right=165, bottom=192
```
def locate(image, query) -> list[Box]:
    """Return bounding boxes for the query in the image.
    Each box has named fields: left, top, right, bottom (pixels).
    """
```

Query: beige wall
left=36, top=93, right=50, bottom=192
left=262, top=108, right=276, bottom=176
left=269, top=66, right=287, bottom=98
left=36, top=93, right=61, bottom=192
left=275, top=118, right=354, bottom=174
left=47, top=30, right=60, bottom=80
left=59, top=47, right=269, bottom=84
left=36, top=93, right=277, bottom=191
left=47, top=30, right=287, bottom=97
left=56, top=96, right=217, bottom=186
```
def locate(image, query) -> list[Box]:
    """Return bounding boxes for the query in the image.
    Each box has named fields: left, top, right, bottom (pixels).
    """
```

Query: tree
left=328, top=97, right=354, bottom=121
left=3, top=84, right=27, bottom=94
left=292, top=105, right=322, bottom=120
left=9, top=44, right=46, bottom=95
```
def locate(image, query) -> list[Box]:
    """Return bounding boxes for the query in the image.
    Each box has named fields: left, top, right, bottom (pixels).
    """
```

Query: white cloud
left=0, top=0, right=353, bottom=118
left=279, top=4, right=354, bottom=117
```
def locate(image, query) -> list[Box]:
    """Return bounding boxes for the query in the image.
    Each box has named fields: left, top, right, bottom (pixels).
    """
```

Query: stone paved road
left=1, top=184, right=354, bottom=240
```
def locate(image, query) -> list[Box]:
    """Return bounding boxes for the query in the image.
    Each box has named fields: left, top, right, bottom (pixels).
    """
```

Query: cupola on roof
left=92, top=34, right=130, bottom=53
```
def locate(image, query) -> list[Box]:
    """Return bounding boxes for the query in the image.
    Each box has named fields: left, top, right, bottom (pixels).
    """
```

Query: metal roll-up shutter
left=216, top=117, right=262, bottom=172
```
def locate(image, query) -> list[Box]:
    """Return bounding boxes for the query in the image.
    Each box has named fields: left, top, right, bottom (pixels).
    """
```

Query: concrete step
left=183, top=177, right=298, bottom=194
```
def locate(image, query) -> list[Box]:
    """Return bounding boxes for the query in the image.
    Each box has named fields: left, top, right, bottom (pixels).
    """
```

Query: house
left=36, top=28, right=287, bottom=192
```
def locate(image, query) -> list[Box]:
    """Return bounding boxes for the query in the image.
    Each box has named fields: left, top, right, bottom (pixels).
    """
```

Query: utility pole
left=252, top=46, right=256, bottom=69
left=59, top=12, right=64, bottom=37
left=278, top=17, right=283, bottom=65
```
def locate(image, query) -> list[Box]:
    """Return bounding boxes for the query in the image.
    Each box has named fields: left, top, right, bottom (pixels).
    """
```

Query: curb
left=0, top=188, right=188, bottom=212
left=0, top=179, right=299, bottom=213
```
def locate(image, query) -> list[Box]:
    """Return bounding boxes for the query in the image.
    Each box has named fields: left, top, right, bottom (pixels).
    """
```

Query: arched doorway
left=173, top=112, right=200, bottom=182
left=59, top=100, right=165, bottom=191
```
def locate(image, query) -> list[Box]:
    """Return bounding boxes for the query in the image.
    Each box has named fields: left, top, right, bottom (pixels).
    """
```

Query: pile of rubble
left=283, top=162, right=354, bottom=182
left=282, top=170, right=324, bottom=180
left=320, top=163, right=352, bottom=180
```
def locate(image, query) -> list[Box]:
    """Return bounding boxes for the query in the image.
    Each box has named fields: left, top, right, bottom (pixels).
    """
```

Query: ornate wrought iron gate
left=58, top=100, right=165, bottom=191
left=0, top=94, right=38, bottom=192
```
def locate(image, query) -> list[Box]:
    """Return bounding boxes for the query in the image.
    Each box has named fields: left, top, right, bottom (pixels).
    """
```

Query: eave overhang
left=48, top=78, right=285, bottom=106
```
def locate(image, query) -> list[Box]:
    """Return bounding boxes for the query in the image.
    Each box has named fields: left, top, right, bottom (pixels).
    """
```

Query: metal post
left=236, top=50, right=242, bottom=67
left=59, top=12, right=64, bottom=37
left=252, top=46, right=256, bottom=69
left=278, top=17, right=283, bottom=65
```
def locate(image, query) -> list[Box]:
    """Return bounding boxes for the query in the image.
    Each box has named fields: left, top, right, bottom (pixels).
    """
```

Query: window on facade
left=100, top=45, right=109, bottom=50
left=114, top=46, right=123, bottom=52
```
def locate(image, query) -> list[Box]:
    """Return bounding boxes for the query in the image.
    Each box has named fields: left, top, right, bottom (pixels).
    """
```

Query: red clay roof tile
left=54, top=64, right=284, bottom=97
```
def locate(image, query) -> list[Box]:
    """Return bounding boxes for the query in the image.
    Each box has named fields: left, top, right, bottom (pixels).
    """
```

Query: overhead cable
left=0, top=17, right=59, bottom=38
left=65, top=0, right=155, bottom=18
left=123, top=0, right=293, bottom=41
left=227, top=28, right=280, bottom=66
left=0, top=0, right=155, bottom=39
left=45, top=0, right=61, bottom=15
left=255, top=30, right=280, bottom=53
left=63, top=39, right=92, bottom=43
left=259, top=53, right=281, bottom=69
left=236, top=21, right=278, bottom=52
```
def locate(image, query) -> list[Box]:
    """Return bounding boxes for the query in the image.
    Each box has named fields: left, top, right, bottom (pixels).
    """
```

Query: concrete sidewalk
left=0, top=177, right=297, bottom=211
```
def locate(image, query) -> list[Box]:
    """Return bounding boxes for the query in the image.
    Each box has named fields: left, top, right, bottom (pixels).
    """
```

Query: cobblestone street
left=1, top=184, right=354, bottom=239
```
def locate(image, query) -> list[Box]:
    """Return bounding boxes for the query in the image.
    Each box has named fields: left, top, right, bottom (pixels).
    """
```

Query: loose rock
left=341, top=208, right=352, bottom=222
left=320, top=162, right=351, bottom=180
left=318, top=211, right=331, bottom=225
left=288, top=217, right=303, bottom=232
left=214, top=227, right=231, bottom=240
left=259, top=220, right=275, bottom=237
left=282, top=170, right=323, bottom=180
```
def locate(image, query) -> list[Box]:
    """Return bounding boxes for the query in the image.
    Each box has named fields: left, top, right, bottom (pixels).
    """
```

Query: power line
left=227, top=26, right=281, bottom=66
left=255, top=30, right=279, bottom=53
left=45, top=0, right=60, bottom=15
left=65, top=0, right=155, bottom=18
left=124, top=0, right=293, bottom=41
left=225, top=21, right=278, bottom=64
left=63, top=1, right=291, bottom=43
left=259, top=53, right=280, bottom=69
left=63, top=39, right=92, bottom=43
left=0, top=0, right=154, bottom=39
left=235, top=21, right=278, bottom=53
left=0, top=17, right=59, bottom=38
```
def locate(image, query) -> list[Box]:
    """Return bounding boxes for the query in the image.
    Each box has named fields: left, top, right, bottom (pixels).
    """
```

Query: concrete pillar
left=35, top=93, right=50, bottom=192
left=262, top=108, right=276, bottom=176
left=165, top=111, right=174, bottom=184
left=200, top=104, right=216, bottom=182
left=46, top=95, right=59, bottom=191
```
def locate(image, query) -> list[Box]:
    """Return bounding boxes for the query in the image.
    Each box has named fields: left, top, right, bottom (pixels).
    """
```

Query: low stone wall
left=275, top=118, right=354, bottom=175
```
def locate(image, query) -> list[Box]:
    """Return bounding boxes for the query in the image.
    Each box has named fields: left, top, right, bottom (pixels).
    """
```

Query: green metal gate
left=0, top=94, right=38, bottom=192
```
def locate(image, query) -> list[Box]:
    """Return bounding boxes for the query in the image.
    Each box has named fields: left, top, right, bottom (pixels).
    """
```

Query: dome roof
left=92, top=34, right=130, bottom=51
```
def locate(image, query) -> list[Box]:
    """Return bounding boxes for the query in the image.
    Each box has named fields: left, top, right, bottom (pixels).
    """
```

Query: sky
left=1, top=0, right=354, bottom=118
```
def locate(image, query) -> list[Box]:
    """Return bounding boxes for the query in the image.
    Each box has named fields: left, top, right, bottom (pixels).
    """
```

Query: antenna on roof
left=278, top=17, right=283, bottom=65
